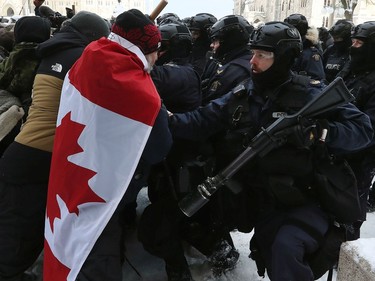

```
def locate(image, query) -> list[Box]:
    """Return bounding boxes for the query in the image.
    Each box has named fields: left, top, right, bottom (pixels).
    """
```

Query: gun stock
left=179, top=77, right=354, bottom=217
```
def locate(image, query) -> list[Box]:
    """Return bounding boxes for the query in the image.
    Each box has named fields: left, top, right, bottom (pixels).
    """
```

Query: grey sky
left=147, top=0, right=234, bottom=20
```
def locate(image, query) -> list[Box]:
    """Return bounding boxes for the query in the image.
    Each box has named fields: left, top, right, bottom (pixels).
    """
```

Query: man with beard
left=168, top=21, right=373, bottom=281
left=337, top=21, right=375, bottom=239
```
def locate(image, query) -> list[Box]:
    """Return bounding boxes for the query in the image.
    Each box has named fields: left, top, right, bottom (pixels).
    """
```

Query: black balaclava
left=156, top=40, right=191, bottom=65
left=350, top=40, right=375, bottom=74
left=334, top=37, right=352, bottom=54
left=214, top=29, right=247, bottom=60
left=252, top=49, right=295, bottom=94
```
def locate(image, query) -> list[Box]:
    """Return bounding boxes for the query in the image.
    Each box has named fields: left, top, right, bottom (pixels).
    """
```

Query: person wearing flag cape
left=0, top=11, right=111, bottom=281
left=43, top=9, right=172, bottom=281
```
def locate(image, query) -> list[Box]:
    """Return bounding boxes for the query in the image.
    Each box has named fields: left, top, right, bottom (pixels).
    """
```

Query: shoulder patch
left=312, top=54, right=321, bottom=61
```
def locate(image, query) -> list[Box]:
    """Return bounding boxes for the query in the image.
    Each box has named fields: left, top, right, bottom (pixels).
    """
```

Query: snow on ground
left=28, top=187, right=375, bottom=280
left=122, top=188, right=375, bottom=281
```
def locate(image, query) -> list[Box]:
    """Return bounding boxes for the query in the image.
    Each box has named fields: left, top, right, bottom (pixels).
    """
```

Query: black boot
left=208, top=239, right=240, bottom=277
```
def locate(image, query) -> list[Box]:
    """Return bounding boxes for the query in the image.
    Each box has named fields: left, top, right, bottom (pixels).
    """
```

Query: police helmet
left=329, top=20, right=354, bottom=41
left=158, top=22, right=192, bottom=57
left=188, top=13, right=217, bottom=32
left=250, top=21, right=302, bottom=58
left=210, top=15, right=253, bottom=42
left=284, top=13, right=308, bottom=37
left=156, top=13, right=181, bottom=26
left=209, top=15, right=253, bottom=59
left=351, top=21, right=375, bottom=43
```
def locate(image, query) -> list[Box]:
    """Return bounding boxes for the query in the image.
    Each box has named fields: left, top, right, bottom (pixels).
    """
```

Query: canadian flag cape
left=44, top=34, right=161, bottom=281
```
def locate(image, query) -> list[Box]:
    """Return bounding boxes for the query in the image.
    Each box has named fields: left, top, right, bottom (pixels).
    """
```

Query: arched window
left=6, top=7, right=14, bottom=16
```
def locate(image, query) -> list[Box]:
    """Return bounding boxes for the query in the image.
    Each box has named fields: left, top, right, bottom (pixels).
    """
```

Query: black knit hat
left=112, top=9, right=161, bottom=54
left=14, top=16, right=51, bottom=44
left=70, top=11, right=110, bottom=42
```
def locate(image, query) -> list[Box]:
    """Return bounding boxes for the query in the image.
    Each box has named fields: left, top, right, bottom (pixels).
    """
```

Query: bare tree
left=340, top=0, right=358, bottom=21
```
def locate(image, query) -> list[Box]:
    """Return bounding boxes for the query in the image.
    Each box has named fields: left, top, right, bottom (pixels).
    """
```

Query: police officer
left=139, top=21, right=240, bottom=281
left=187, top=13, right=217, bottom=75
left=284, top=14, right=326, bottom=81
left=337, top=21, right=375, bottom=240
left=323, top=20, right=354, bottom=83
left=152, top=22, right=201, bottom=112
left=119, top=21, right=200, bottom=230
left=201, top=14, right=253, bottom=105
left=169, top=21, right=373, bottom=281
left=318, top=26, right=333, bottom=52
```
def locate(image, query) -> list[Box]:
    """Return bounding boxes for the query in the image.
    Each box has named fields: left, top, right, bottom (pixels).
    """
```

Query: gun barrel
left=149, top=0, right=168, bottom=21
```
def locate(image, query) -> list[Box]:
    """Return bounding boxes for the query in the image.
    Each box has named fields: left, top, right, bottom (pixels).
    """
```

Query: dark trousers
left=0, top=143, right=50, bottom=281
left=0, top=181, right=47, bottom=281
left=254, top=204, right=329, bottom=281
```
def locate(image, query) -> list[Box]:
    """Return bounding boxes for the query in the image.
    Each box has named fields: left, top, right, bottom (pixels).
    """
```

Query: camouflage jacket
left=0, top=42, right=40, bottom=103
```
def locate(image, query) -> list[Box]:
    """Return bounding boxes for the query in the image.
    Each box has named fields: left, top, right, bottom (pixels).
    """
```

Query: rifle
left=178, top=77, right=355, bottom=217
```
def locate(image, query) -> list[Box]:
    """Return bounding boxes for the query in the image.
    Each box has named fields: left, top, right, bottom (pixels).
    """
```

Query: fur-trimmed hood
left=305, top=26, right=320, bottom=45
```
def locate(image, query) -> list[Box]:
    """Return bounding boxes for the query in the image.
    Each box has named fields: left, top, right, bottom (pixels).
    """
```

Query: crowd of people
left=1, top=1, right=375, bottom=281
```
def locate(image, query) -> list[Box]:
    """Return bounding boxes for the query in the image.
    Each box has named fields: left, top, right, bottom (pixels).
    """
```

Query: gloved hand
left=286, top=118, right=330, bottom=148
left=285, top=117, right=318, bottom=148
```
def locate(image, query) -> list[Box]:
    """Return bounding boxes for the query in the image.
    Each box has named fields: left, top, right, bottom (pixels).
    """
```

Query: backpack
left=313, top=145, right=361, bottom=224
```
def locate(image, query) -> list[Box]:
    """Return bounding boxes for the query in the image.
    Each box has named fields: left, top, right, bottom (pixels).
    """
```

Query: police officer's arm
left=362, top=91, right=375, bottom=131
left=355, top=89, right=375, bottom=148
left=169, top=91, right=232, bottom=140
left=202, top=63, right=250, bottom=104
left=321, top=103, right=373, bottom=154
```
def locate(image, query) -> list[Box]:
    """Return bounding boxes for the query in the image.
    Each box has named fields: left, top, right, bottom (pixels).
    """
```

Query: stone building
left=1, top=0, right=146, bottom=20
left=233, top=0, right=375, bottom=29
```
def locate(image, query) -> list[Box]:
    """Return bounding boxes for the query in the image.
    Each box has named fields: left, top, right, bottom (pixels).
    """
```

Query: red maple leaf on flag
left=44, top=239, right=71, bottom=281
left=47, top=112, right=106, bottom=232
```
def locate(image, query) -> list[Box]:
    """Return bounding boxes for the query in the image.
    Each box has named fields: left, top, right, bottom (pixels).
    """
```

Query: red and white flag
left=43, top=37, right=161, bottom=281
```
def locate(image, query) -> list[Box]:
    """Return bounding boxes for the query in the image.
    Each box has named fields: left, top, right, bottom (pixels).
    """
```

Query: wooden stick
left=149, top=0, right=168, bottom=21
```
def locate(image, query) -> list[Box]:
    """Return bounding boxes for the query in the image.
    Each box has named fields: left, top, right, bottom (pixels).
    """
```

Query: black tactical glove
left=285, top=118, right=330, bottom=148
left=285, top=117, right=318, bottom=148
